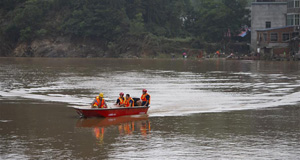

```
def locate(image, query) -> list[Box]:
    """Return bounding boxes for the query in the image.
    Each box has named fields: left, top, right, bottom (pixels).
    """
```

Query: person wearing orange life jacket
left=91, top=93, right=107, bottom=108
left=140, top=89, right=150, bottom=107
left=115, top=92, right=125, bottom=107
left=124, top=94, right=134, bottom=107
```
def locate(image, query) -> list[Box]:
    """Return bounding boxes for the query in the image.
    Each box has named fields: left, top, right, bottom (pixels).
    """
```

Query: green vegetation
left=0, top=0, right=250, bottom=57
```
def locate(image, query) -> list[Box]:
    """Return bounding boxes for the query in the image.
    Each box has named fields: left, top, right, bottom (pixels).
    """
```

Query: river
left=0, top=58, right=299, bottom=159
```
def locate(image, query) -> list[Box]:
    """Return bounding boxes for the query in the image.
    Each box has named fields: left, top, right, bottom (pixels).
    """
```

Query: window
left=288, top=0, right=294, bottom=8
left=282, top=33, right=290, bottom=42
left=296, top=14, right=300, bottom=25
left=266, top=21, right=271, bottom=28
left=287, top=14, right=300, bottom=26
left=296, top=0, right=300, bottom=8
left=270, top=33, right=278, bottom=42
left=288, top=0, right=300, bottom=8
left=263, top=33, right=268, bottom=41
left=287, top=15, right=294, bottom=26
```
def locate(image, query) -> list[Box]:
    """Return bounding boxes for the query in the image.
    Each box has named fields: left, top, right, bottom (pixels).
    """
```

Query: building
left=287, top=0, right=300, bottom=26
left=256, top=26, right=298, bottom=57
left=251, top=0, right=287, bottom=51
left=252, top=0, right=300, bottom=58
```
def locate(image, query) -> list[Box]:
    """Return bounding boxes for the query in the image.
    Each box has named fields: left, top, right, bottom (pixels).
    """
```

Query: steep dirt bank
left=6, top=34, right=199, bottom=58
left=3, top=34, right=249, bottom=58
left=10, top=36, right=107, bottom=57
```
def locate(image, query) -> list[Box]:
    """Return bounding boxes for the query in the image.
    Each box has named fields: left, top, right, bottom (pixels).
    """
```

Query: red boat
left=74, top=106, right=150, bottom=118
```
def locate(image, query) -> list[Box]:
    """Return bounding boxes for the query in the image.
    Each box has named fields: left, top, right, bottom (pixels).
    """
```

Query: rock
left=13, top=43, right=27, bottom=57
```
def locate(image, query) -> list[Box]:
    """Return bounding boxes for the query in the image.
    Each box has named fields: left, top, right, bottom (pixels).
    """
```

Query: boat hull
left=74, top=106, right=149, bottom=118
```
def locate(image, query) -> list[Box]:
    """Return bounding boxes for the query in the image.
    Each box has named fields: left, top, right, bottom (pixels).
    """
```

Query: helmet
left=99, top=93, right=104, bottom=98
left=142, top=89, right=147, bottom=92
left=119, top=92, right=124, bottom=96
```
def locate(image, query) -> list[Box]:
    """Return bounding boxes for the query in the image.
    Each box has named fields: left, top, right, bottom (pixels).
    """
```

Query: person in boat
left=124, top=94, right=134, bottom=107
left=91, top=93, right=107, bottom=108
left=115, top=92, right=125, bottom=107
left=140, top=89, right=150, bottom=107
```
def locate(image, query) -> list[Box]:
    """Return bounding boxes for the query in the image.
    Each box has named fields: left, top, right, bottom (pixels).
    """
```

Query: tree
left=140, top=0, right=191, bottom=37
left=129, top=13, right=145, bottom=34
left=0, top=0, right=27, bottom=12
left=0, top=0, right=251, bottom=56
left=62, top=0, right=128, bottom=42
left=185, top=0, right=250, bottom=42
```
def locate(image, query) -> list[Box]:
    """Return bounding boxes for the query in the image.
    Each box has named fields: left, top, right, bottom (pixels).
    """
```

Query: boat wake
left=1, top=70, right=300, bottom=117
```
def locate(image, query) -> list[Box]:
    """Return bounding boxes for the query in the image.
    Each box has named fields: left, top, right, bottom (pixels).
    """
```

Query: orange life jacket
left=125, top=97, right=134, bottom=107
left=93, top=96, right=106, bottom=108
left=118, top=97, right=125, bottom=105
left=141, top=93, right=150, bottom=105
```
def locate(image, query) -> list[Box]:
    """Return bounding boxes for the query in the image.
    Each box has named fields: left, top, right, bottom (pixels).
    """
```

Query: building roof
left=256, top=26, right=294, bottom=32
left=252, top=2, right=287, bottom=5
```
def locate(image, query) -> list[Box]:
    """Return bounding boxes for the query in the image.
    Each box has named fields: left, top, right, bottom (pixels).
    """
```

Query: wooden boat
left=74, top=106, right=150, bottom=118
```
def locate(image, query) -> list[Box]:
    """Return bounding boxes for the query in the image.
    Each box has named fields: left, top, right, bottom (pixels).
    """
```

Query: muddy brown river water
left=0, top=58, right=300, bottom=159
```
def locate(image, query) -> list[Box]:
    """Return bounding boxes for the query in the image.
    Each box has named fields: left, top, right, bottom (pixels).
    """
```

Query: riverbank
left=1, top=34, right=249, bottom=59
left=1, top=35, right=201, bottom=58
